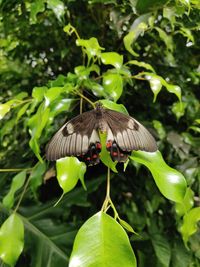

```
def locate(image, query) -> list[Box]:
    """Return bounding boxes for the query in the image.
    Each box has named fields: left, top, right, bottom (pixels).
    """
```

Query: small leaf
left=3, top=171, right=26, bottom=209
left=118, top=218, right=137, bottom=234
left=165, top=84, right=182, bottom=102
left=30, top=162, right=46, bottom=195
left=155, top=27, right=174, bottom=52
left=153, top=120, right=166, bottom=140
left=56, top=157, right=86, bottom=194
left=101, top=52, right=123, bottom=69
left=30, top=0, right=45, bottom=24
left=16, top=102, right=31, bottom=124
left=47, top=0, right=65, bottom=22
left=130, top=150, right=187, bottom=202
left=172, top=101, right=187, bottom=120
left=0, top=214, right=24, bottom=266
left=103, top=73, right=123, bottom=102
left=145, top=73, right=163, bottom=102
left=0, top=104, right=10, bottom=120
left=99, top=133, right=118, bottom=173
left=44, top=87, right=64, bottom=107
left=69, top=212, right=137, bottom=267
left=180, top=207, right=200, bottom=245
left=175, top=188, right=194, bottom=217
left=127, top=60, right=155, bottom=72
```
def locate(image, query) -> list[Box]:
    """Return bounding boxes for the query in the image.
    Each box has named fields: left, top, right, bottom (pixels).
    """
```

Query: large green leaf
left=56, top=157, right=86, bottom=194
left=130, top=151, right=187, bottom=202
left=103, top=73, right=123, bottom=102
left=69, top=212, right=137, bottom=267
left=0, top=214, right=24, bottom=266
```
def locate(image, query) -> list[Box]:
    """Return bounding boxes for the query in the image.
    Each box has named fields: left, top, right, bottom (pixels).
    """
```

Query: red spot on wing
left=112, top=152, right=118, bottom=157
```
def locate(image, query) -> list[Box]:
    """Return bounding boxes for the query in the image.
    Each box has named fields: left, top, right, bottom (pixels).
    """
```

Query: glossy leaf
left=0, top=213, right=24, bottom=266
left=0, top=104, right=10, bottom=120
left=175, top=188, right=194, bottom=217
left=30, top=0, right=45, bottom=23
left=16, top=102, right=31, bottom=124
left=103, top=73, right=123, bottom=102
left=101, top=52, right=123, bottom=69
left=69, top=212, right=137, bottom=267
left=153, top=120, right=166, bottom=139
left=56, top=157, right=86, bottom=194
left=3, top=171, right=26, bottom=209
left=155, top=27, right=174, bottom=51
left=130, top=150, right=187, bottom=202
left=44, top=87, right=64, bottom=107
left=180, top=207, right=200, bottom=245
left=99, top=100, right=128, bottom=114
left=32, top=86, right=47, bottom=103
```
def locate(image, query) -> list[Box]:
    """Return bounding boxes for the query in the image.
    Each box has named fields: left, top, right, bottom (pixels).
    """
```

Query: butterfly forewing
left=46, top=110, right=100, bottom=161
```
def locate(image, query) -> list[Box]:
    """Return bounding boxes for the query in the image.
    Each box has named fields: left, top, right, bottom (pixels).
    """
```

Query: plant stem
left=14, top=176, right=31, bottom=213
left=75, top=90, right=95, bottom=108
left=0, top=168, right=32, bottom=172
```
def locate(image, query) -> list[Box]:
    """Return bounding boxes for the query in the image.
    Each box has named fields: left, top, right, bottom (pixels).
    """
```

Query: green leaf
left=151, top=233, right=171, bottom=267
left=145, top=73, right=163, bottom=102
left=99, top=132, right=118, bottom=173
left=155, top=27, right=174, bottom=52
left=101, top=52, right=123, bottom=69
left=175, top=188, right=194, bottom=217
left=16, top=102, right=31, bottom=124
left=44, top=87, right=64, bottom=107
left=172, top=101, right=187, bottom=120
left=76, top=37, right=104, bottom=62
left=3, top=171, right=26, bottom=209
left=99, top=100, right=128, bottom=114
left=165, top=84, right=182, bottom=102
left=32, top=86, right=47, bottom=103
left=47, top=0, right=65, bottom=22
left=30, top=0, right=45, bottom=24
left=153, top=120, right=166, bottom=139
left=30, top=162, right=46, bottom=195
left=69, top=212, right=137, bottom=267
left=118, top=218, right=137, bottom=234
left=56, top=157, right=86, bottom=194
left=130, top=150, right=187, bottom=202
left=123, top=14, right=150, bottom=56
left=180, top=207, right=200, bottom=245
left=0, top=214, right=24, bottom=266
left=127, top=60, right=155, bottom=72
left=136, top=0, right=168, bottom=13
left=103, top=73, right=123, bottom=102
left=0, top=104, right=10, bottom=120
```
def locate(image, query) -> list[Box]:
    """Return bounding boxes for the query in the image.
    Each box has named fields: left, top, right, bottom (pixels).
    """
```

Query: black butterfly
left=46, top=103, right=157, bottom=165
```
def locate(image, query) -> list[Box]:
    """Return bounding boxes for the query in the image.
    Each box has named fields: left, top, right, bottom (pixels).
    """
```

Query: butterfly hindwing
left=46, top=110, right=101, bottom=163
left=104, top=109, right=157, bottom=154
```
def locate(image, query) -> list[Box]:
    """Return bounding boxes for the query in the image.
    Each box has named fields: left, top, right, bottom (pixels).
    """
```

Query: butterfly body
left=46, top=103, right=157, bottom=165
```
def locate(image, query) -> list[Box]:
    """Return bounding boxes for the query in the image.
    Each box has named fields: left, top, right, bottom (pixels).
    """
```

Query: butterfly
left=46, top=102, right=157, bottom=165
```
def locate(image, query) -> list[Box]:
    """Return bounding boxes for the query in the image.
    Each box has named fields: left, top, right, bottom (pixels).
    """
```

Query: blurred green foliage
left=0, top=0, right=200, bottom=266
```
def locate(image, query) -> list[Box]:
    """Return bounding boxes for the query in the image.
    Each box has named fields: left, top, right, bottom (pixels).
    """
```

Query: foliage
left=0, top=0, right=200, bottom=266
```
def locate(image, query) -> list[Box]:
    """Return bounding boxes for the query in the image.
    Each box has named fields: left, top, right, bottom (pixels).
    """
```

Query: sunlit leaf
left=56, top=157, right=86, bottom=194
left=130, top=150, right=187, bottom=202
left=118, top=218, right=137, bottom=234
left=101, top=52, right=123, bottom=69
left=0, top=104, right=10, bottom=120
left=175, top=188, right=194, bottom=217
left=103, top=73, right=123, bottom=102
left=16, top=102, right=31, bottom=124
left=155, top=27, right=174, bottom=52
left=47, top=0, right=65, bottom=22
left=44, top=87, right=64, bottom=107
left=32, top=87, right=47, bottom=103
left=0, top=214, right=24, bottom=266
left=180, top=207, right=200, bottom=245
left=2, top=171, right=26, bottom=209
left=69, top=212, right=137, bottom=267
